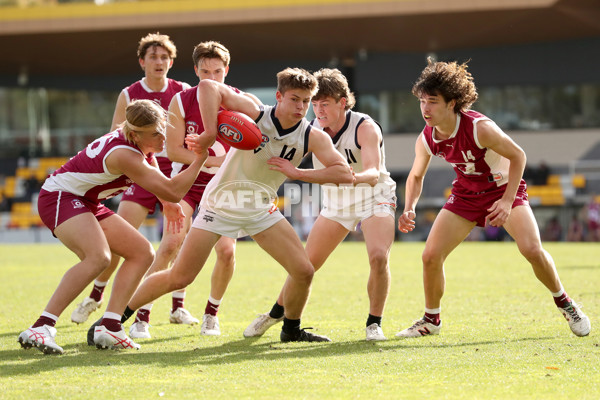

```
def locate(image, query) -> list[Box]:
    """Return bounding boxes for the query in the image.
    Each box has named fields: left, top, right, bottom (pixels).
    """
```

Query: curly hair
left=312, top=68, right=356, bottom=110
left=137, top=32, right=177, bottom=60
left=412, top=57, right=478, bottom=113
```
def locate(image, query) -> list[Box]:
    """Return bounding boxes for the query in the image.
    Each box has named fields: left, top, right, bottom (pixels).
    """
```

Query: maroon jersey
left=123, top=78, right=188, bottom=112
left=41, top=130, right=154, bottom=204
left=421, top=110, right=521, bottom=193
left=171, top=85, right=239, bottom=185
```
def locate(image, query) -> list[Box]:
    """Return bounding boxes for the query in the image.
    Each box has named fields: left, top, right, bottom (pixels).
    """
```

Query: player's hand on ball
left=185, top=133, right=213, bottom=156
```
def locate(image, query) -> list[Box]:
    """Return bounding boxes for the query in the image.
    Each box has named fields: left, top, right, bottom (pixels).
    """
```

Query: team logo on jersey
left=253, top=135, right=270, bottom=153
left=124, top=186, right=135, bottom=196
left=435, top=151, right=446, bottom=159
left=186, top=121, right=199, bottom=135
left=152, top=98, right=162, bottom=107
left=71, top=199, right=84, bottom=209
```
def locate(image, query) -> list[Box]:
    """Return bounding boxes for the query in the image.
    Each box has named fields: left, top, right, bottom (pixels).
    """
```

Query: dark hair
left=412, top=57, right=478, bottom=112
left=192, top=41, right=231, bottom=68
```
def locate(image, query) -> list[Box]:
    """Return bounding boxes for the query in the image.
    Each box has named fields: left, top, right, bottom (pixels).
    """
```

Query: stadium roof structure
left=1, top=0, right=599, bottom=82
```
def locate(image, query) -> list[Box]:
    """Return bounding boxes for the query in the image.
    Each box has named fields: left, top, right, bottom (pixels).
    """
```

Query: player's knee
left=131, top=240, right=155, bottom=266
left=291, top=262, right=314, bottom=285
left=421, top=248, right=443, bottom=269
left=215, top=244, right=236, bottom=268
left=169, top=270, right=195, bottom=290
left=519, top=242, right=544, bottom=262
left=157, top=236, right=182, bottom=259
left=368, top=248, right=389, bottom=271
left=87, top=249, right=112, bottom=274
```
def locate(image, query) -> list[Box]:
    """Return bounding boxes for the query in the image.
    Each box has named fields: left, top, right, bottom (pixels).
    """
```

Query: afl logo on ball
left=218, top=123, right=243, bottom=144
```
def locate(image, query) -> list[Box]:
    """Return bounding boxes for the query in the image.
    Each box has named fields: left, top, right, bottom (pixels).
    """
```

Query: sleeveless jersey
left=123, top=78, right=190, bottom=158
left=312, top=110, right=396, bottom=211
left=42, top=130, right=153, bottom=203
left=202, top=104, right=311, bottom=219
left=170, top=85, right=237, bottom=186
left=421, top=110, right=517, bottom=193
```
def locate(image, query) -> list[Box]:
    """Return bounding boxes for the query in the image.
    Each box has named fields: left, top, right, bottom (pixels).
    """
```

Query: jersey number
left=86, top=132, right=118, bottom=158
left=279, top=145, right=296, bottom=161
left=345, top=149, right=357, bottom=164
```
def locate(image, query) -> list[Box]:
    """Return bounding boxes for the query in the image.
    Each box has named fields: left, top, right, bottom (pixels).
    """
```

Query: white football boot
left=243, top=313, right=284, bottom=338
left=558, top=301, right=591, bottom=337
left=395, top=319, right=441, bottom=338
left=200, top=314, right=221, bottom=336
left=169, top=308, right=200, bottom=325
left=129, top=321, right=152, bottom=339
left=94, top=325, right=140, bottom=350
left=366, top=323, right=387, bottom=341
left=18, top=325, right=64, bottom=355
left=71, top=297, right=102, bottom=324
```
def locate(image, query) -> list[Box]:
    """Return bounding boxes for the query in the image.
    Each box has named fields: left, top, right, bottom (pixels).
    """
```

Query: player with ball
left=120, top=67, right=354, bottom=343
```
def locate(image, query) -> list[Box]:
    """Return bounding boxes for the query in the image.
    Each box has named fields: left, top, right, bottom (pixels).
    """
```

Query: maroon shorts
left=182, top=184, right=206, bottom=211
left=443, top=182, right=529, bottom=227
left=120, top=156, right=173, bottom=213
left=37, top=189, right=114, bottom=234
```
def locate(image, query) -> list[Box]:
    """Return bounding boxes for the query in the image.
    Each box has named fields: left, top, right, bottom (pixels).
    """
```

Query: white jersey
left=312, top=110, right=396, bottom=214
left=202, top=105, right=311, bottom=220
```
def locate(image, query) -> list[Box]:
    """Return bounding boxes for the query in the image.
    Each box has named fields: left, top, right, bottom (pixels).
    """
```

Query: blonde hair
left=120, top=100, right=166, bottom=143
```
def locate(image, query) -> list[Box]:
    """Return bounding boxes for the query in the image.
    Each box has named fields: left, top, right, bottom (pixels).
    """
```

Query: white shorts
left=192, top=206, right=285, bottom=238
left=321, top=201, right=396, bottom=231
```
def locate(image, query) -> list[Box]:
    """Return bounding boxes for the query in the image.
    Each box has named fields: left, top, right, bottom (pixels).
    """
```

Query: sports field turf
left=1, top=241, right=598, bottom=399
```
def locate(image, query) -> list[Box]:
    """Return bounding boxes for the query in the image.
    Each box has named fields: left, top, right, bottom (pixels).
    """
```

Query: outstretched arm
left=107, top=136, right=208, bottom=203
left=268, top=127, right=353, bottom=185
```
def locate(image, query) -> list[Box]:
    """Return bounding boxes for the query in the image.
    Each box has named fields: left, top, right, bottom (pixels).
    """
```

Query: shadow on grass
left=0, top=334, right=560, bottom=378
left=561, top=264, right=600, bottom=270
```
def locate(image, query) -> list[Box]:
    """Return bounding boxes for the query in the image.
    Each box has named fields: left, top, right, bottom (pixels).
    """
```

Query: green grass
left=1, top=241, right=599, bottom=399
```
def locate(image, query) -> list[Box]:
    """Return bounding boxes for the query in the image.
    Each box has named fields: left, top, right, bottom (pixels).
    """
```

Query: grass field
left=0, top=241, right=599, bottom=399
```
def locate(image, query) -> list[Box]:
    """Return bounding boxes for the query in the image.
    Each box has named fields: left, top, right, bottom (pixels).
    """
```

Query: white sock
left=139, top=304, right=153, bottom=311
left=103, top=311, right=121, bottom=321
left=41, top=311, right=58, bottom=322
left=425, top=307, right=441, bottom=314
left=172, top=291, right=186, bottom=299
left=208, top=295, right=222, bottom=305
left=551, top=288, right=565, bottom=297
left=94, top=279, right=108, bottom=287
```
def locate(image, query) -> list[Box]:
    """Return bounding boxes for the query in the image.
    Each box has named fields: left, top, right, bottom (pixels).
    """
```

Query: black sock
left=282, top=317, right=301, bottom=334
left=269, top=302, right=284, bottom=319
left=121, top=306, right=135, bottom=323
left=366, top=314, right=382, bottom=327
